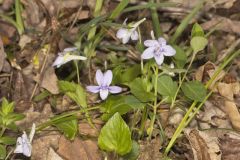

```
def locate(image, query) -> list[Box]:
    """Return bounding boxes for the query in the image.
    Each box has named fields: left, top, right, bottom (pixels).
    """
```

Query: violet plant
left=13, top=0, right=239, bottom=159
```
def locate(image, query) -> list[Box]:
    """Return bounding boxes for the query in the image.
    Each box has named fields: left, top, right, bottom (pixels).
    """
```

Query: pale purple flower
left=87, top=70, right=122, bottom=100
left=52, top=47, right=87, bottom=68
left=14, top=123, right=35, bottom=157
left=116, top=18, right=146, bottom=44
left=141, top=37, right=176, bottom=66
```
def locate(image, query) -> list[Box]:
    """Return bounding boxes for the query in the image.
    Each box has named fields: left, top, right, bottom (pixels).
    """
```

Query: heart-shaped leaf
left=98, top=112, right=132, bottom=155
left=181, top=81, right=207, bottom=102
left=191, top=23, right=205, bottom=38
left=190, top=36, right=208, bottom=54
left=157, top=75, right=178, bottom=99
left=100, top=95, right=144, bottom=121
left=128, top=78, right=155, bottom=102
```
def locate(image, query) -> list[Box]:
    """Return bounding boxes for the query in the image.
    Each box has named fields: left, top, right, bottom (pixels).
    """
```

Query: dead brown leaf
left=138, top=138, right=163, bottom=160
left=78, top=119, right=103, bottom=137
left=47, top=147, right=63, bottom=160
left=40, top=67, right=59, bottom=94
left=201, top=16, right=240, bottom=35
left=217, top=82, right=240, bottom=130
left=0, top=37, right=6, bottom=72
left=185, top=129, right=221, bottom=160
left=195, top=61, right=225, bottom=91
left=198, top=100, right=231, bottom=129
left=57, top=136, right=102, bottom=160
left=220, top=134, right=240, bottom=160
left=32, top=131, right=61, bottom=160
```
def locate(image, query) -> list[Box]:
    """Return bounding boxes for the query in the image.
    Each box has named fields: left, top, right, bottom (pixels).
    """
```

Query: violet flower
left=52, top=47, right=87, bottom=68
left=87, top=70, right=122, bottom=100
left=141, top=37, right=176, bottom=66
left=14, top=123, right=36, bottom=157
left=116, top=18, right=146, bottom=44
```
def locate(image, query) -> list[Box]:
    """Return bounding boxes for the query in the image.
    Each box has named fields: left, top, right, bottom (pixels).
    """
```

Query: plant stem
left=139, top=105, right=148, bottom=138
left=148, top=65, right=159, bottom=138
left=74, top=61, right=80, bottom=84
left=36, top=106, right=100, bottom=131
left=171, top=52, right=196, bottom=108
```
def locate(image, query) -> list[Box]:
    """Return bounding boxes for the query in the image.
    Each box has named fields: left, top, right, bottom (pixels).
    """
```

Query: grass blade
left=169, top=0, right=205, bottom=44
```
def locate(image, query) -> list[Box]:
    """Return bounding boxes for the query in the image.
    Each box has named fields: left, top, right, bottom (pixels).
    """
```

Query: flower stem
left=148, top=65, right=159, bottom=138
left=170, top=52, right=197, bottom=108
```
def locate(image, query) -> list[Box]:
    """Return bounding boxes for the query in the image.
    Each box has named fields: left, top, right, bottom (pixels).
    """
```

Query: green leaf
left=75, top=85, right=87, bottom=108
left=181, top=81, right=207, bottom=102
left=191, top=23, right=205, bottom=37
left=98, top=112, right=132, bottom=155
left=3, top=113, right=25, bottom=126
left=128, top=78, right=155, bottom=102
left=1, top=98, right=14, bottom=115
left=109, top=0, right=129, bottom=19
left=53, top=116, right=78, bottom=140
left=33, top=90, right=51, bottom=102
left=190, top=36, right=208, bottom=54
left=173, top=45, right=187, bottom=68
left=122, top=141, right=139, bottom=160
left=0, top=144, right=6, bottom=159
left=122, top=65, right=141, bottom=83
left=0, top=136, right=16, bottom=145
left=58, top=81, right=87, bottom=108
left=101, top=95, right=144, bottom=121
left=58, top=81, right=76, bottom=92
left=157, top=75, right=178, bottom=99
left=112, top=65, right=141, bottom=84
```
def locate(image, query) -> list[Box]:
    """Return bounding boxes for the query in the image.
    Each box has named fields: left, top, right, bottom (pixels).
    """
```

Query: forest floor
left=0, top=0, right=240, bottom=160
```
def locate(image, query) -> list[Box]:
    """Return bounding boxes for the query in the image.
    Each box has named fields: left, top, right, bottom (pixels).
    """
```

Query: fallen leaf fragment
left=224, top=101, right=240, bottom=130
left=185, top=129, right=221, bottom=160
left=0, top=37, right=7, bottom=72
left=57, top=136, right=102, bottom=160
left=202, top=16, right=240, bottom=35
left=47, top=147, right=63, bottom=160
left=40, top=67, right=59, bottom=94
left=217, top=82, right=240, bottom=131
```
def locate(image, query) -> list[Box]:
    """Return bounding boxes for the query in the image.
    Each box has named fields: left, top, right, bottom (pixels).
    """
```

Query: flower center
left=154, top=47, right=165, bottom=56
left=100, top=85, right=109, bottom=90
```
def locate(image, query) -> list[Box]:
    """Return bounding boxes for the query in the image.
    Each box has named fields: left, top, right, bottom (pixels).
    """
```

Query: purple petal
left=109, top=86, right=122, bottom=94
left=158, top=37, right=166, bottom=46
left=116, top=28, right=128, bottom=39
left=154, top=54, right=164, bottom=65
left=122, top=34, right=131, bottom=44
left=52, top=56, right=64, bottom=68
left=162, top=45, right=176, bottom=56
left=96, top=69, right=104, bottom=86
left=103, top=70, right=113, bottom=86
left=86, top=86, right=100, bottom=93
left=141, top=47, right=155, bottom=59
left=144, top=40, right=159, bottom=47
left=130, top=30, right=138, bottom=41
left=100, top=89, right=109, bottom=100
